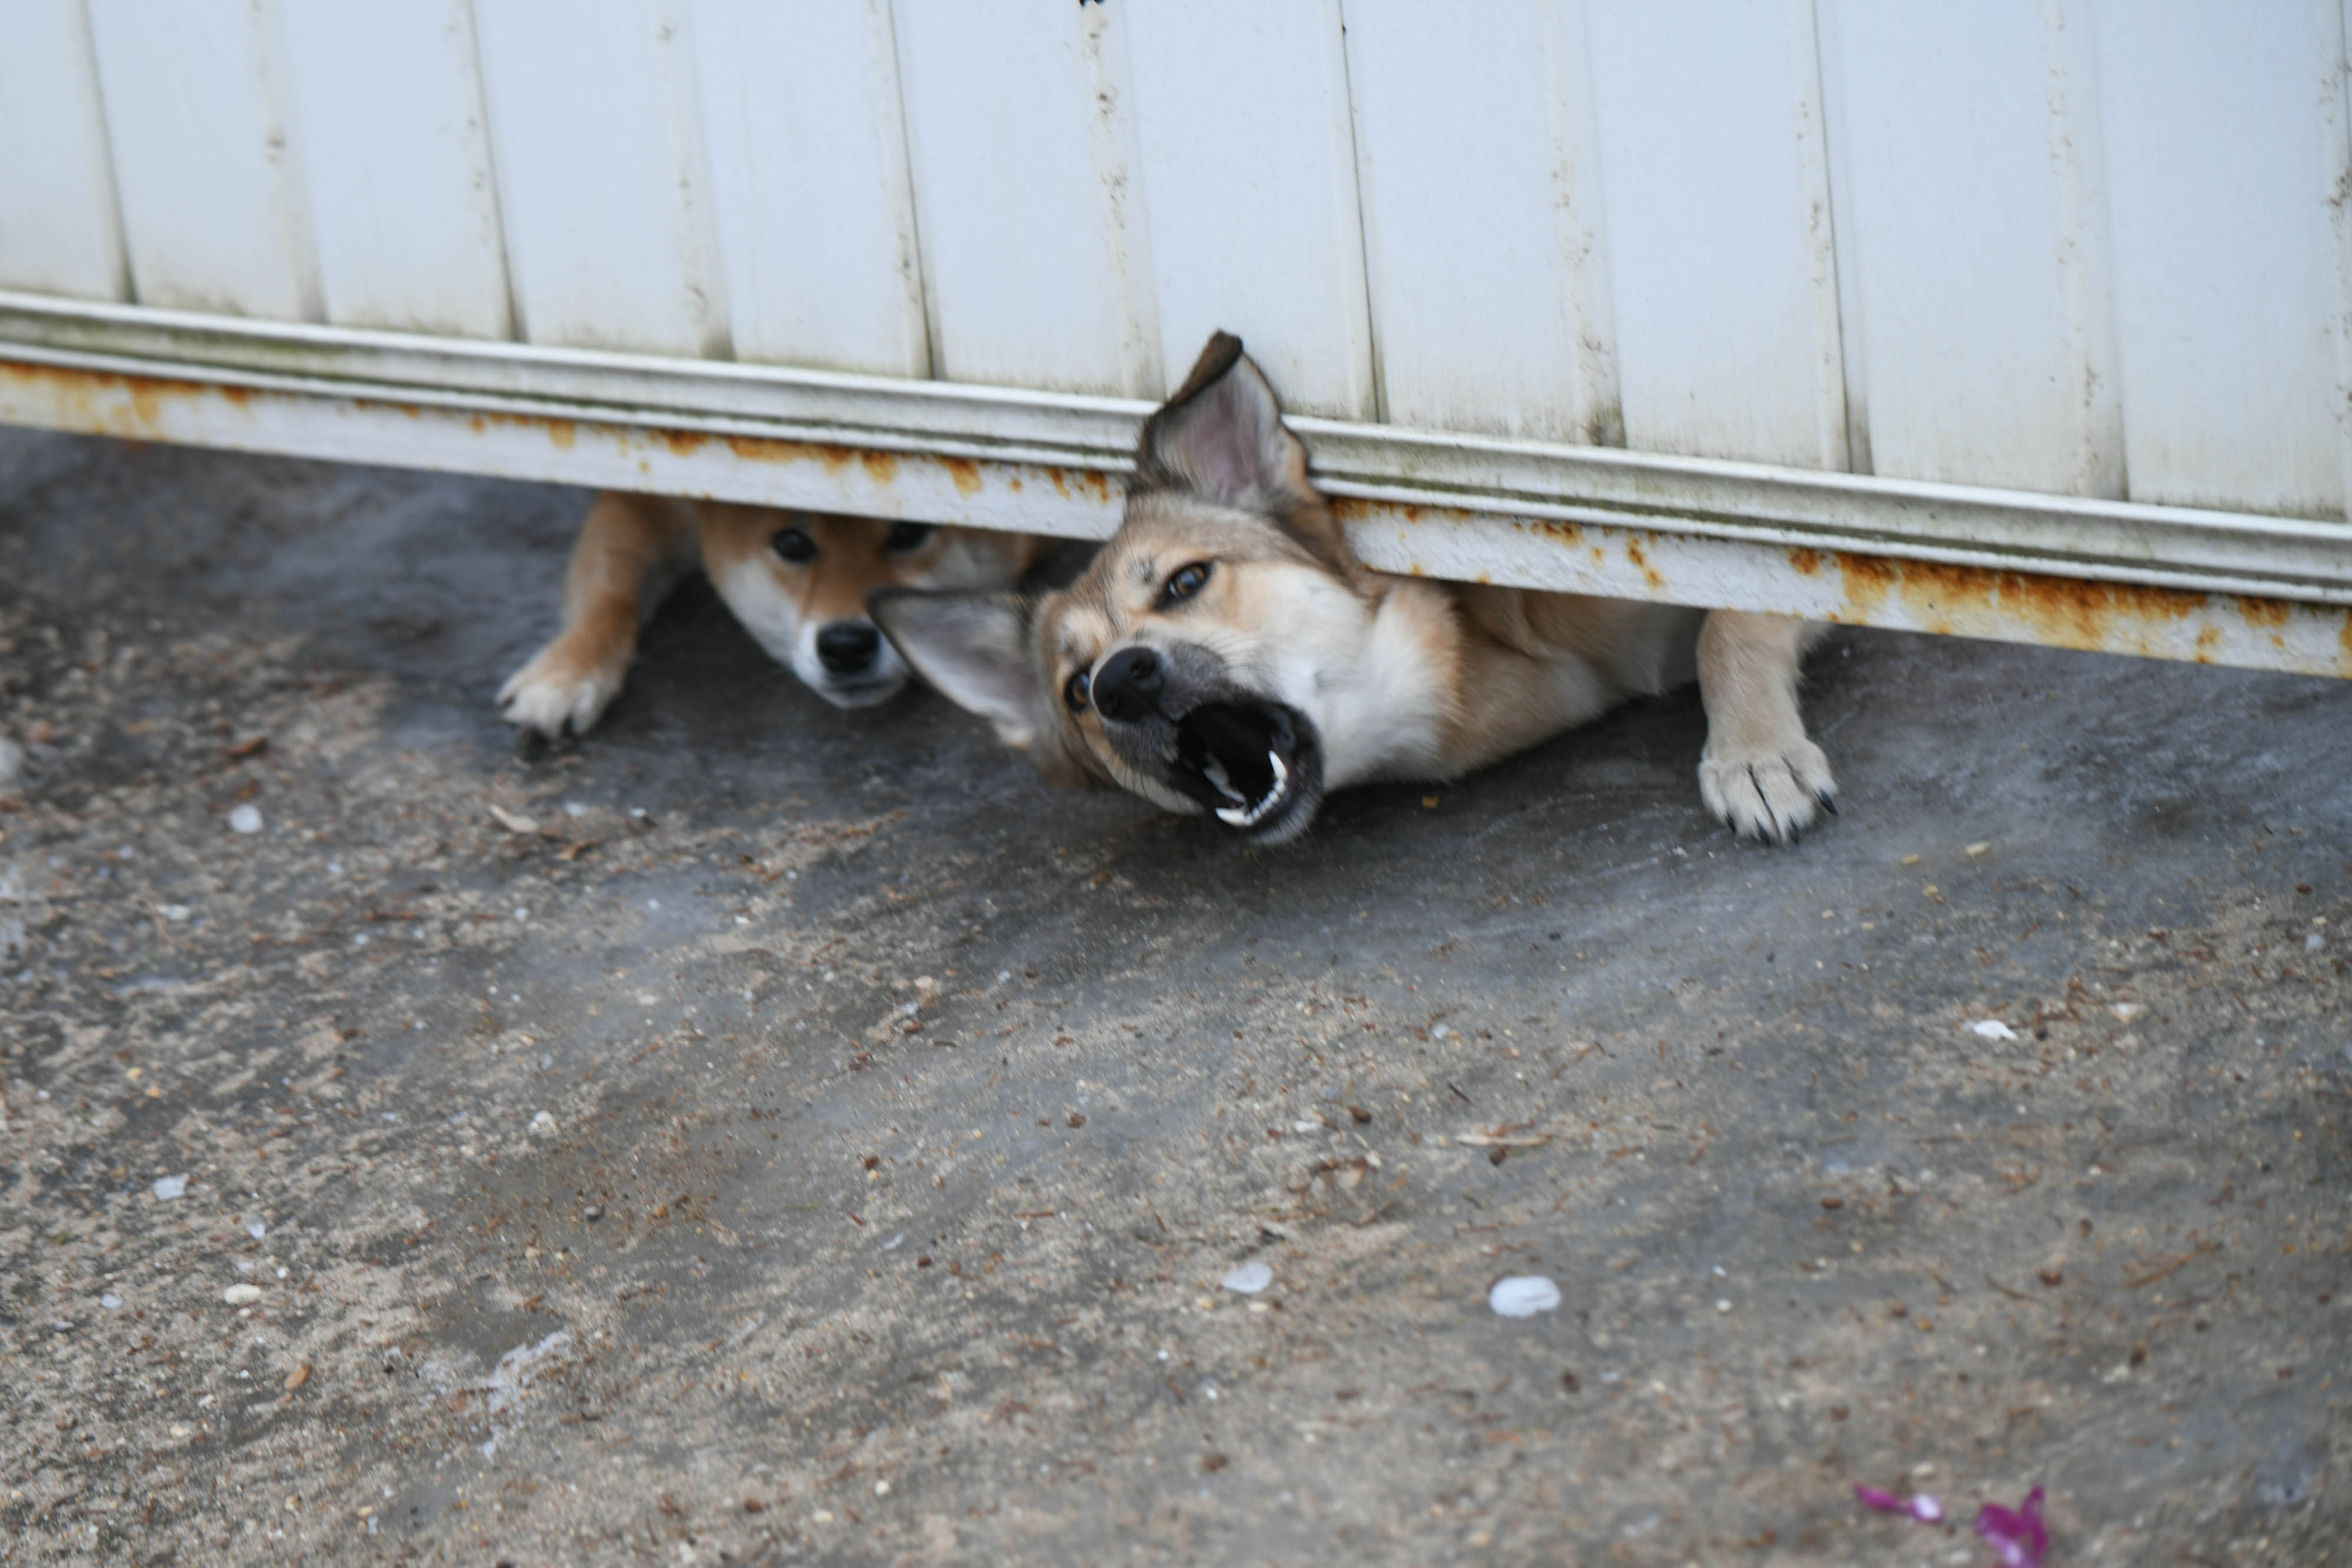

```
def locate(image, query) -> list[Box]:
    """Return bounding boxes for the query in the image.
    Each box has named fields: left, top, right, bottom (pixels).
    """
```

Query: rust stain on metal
left=721, top=434, right=857, bottom=474
left=1623, top=538, right=1665, bottom=593
left=1823, top=551, right=2347, bottom=673
left=658, top=428, right=709, bottom=457
left=2237, top=596, right=2289, bottom=630
left=0, top=359, right=196, bottom=438
left=544, top=419, right=576, bottom=451
left=1041, top=466, right=1115, bottom=503
left=1788, top=546, right=1825, bottom=576
left=940, top=456, right=984, bottom=495
left=860, top=450, right=899, bottom=485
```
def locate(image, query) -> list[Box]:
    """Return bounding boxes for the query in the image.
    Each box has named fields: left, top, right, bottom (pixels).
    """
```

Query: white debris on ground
left=151, top=1174, right=187, bottom=1200
left=223, top=1283, right=262, bottom=1305
left=1966, top=1019, right=2019, bottom=1040
left=1220, top=1261, right=1272, bottom=1294
left=529, top=1111, right=557, bottom=1136
left=0, top=734, right=21, bottom=786
left=1488, top=1276, right=1562, bottom=1318
left=227, top=804, right=263, bottom=834
left=484, top=1330, right=575, bottom=1416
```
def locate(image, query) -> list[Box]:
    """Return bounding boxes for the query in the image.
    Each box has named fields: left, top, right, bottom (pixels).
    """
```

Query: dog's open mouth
left=1171, top=700, right=1316, bottom=835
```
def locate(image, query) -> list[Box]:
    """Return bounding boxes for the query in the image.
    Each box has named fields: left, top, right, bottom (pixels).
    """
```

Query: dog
left=499, top=491, right=1051, bottom=736
left=871, top=332, right=1837, bottom=846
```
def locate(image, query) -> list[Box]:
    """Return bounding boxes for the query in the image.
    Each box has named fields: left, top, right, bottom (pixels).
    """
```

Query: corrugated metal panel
left=84, top=0, right=322, bottom=320
left=686, top=0, right=929, bottom=377
left=1818, top=0, right=2123, bottom=496
left=1122, top=0, right=1374, bottom=419
left=276, top=1, right=513, bottom=339
left=0, top=0, right=125, bottom=301
left=1341, top=2, right=1621, bottom=443
left=2092, top=0, right=2347, bottom=518
left=2, top=2, right=2349, bottom=679
left=890, top=0, right=1159, bottom=397
left=470, top=0, right=728, bottom=357
left=1582, top=0, right=1847, bottom=469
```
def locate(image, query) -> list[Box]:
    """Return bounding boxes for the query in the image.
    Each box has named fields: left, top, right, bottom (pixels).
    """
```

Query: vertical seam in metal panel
left=67, top=0, right=133, bottom=303
left=2321, top=0, right=2352, bottom=522
left=468, top=0, right=534, bottom=343
left=1786, top=0, right=1849, bottom=473
left=1556, top=0, right=1622, bottom=448
left=1333, top=0, right=1385, bottom=425
left=870, top=0, right=935, bottom=382
left=450, top=0, right=520, bottom=341
left=884, top=0, right=945, bottom=383
left=657, top=0, right=731, bottom=361
left=255, top=0, right=326, bottom=323
left=1083, top=2, right=1160, bottom=398
left=2040, top=0, right=2125, bottom=500
left=1809, top=0, right=1870, bottom=477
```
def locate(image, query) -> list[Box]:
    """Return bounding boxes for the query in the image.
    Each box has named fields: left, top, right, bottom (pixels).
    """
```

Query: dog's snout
left=815, top=620, right=883, bottom=676
left=1091, top=647, right=1167, bottom=722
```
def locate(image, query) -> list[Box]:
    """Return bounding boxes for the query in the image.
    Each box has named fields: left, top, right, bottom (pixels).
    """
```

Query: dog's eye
left=1064, top=669, right=1092, bottom=713
left=1158, top=561, right=1212, bottom=606
left=770, top=528, right=816, bottom=564
left=883, top=522, right=935, bottom=554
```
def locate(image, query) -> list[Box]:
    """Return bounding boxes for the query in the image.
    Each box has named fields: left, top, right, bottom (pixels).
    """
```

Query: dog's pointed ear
left=869, top=588, right=1043, bottom=750
left=1135, top=332, right=1354, bottom=575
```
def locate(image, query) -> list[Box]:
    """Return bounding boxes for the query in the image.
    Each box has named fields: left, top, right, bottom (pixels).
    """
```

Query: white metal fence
left=3, top=1, right=2349, bottom=676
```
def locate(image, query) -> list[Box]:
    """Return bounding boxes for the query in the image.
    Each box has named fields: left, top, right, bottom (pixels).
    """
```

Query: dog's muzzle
left=1092, top=645, right=1323, bottom=844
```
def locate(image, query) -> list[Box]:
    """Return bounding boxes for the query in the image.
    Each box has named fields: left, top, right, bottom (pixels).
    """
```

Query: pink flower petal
left=1855, top=1485, right=1902, bottom=1512
left=1907, top=1493, right=1944, bottom=1523
left=1973, top=1486, right=2049, bottom=1568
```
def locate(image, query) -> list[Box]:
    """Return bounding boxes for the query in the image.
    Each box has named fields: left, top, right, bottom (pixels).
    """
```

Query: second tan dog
left=499, top=492, right=1048, bottom=737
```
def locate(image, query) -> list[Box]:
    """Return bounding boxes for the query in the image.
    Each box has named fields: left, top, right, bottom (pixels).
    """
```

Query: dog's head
left=874, top=334, right=1389, bottom=844
left=699, top=507, right=1025, bottom=709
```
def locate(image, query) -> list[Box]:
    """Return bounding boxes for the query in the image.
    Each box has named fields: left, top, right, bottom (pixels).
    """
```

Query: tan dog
left=873, top=333, right=1837, bottom=845
left=499, top=492, right=1048, bottom=736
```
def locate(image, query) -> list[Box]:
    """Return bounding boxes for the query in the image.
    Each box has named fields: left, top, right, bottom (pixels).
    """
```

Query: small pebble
left=1221, top=1261, right=1272, bottom=1294
left=582, top=1204, right=603, bottom=1221
left=530, top=1111, right=557, bottom=1136
left=151, top=1175, right=187, bottom=1201
left=1489, top=1276, right=1562, bottom=1318
left=223, top=1283, right=263, bottom=1305
left=873, top=1480, right=890, bottom=1497
left=242, top=1215, right=266, bottom=1240
left=100, top=1293, right=120, bottom=1309
left=227, top=804, right=263, bottom=835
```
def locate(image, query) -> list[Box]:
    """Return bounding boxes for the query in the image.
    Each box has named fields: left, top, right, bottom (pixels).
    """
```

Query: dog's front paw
left=498, top=641, right=628, bottom=739
left=1699, top=737, right=1838, bottom=844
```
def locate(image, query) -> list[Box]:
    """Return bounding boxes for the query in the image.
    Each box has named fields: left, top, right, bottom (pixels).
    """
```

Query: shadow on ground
left=2, top=430, right=2347, bottom=1564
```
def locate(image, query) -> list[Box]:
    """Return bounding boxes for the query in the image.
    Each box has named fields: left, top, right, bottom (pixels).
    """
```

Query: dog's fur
left=499, top=491, right=1048, bottom=736
left=872, top=333, right=1837, bottom=845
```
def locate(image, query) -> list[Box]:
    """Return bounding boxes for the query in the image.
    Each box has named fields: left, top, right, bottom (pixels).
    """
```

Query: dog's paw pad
left=1699, top=739, right=1837, bottom=845
left=498, top=651, right=623, bottom=739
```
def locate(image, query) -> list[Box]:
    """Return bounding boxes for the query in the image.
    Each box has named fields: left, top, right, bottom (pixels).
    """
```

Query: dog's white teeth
left=1202, top=756, right=1245, bottom=804
left=1268, top=750, right=1288, bottom=789
left=1214, top=754, right=1292, bottom=829
left=1215, top=804, right=1254, bottom=827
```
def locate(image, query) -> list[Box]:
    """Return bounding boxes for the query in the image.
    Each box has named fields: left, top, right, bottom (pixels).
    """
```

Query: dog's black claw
left=1818, top=793, right=1839, bottom=816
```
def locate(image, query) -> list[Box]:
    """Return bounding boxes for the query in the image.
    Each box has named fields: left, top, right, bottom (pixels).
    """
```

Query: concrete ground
left=1, top=426, right=2347, bottom=1568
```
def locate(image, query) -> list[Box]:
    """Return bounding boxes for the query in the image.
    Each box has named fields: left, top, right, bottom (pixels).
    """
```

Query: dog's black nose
left=815, top=621, right=883, bottom=676
left=1091, top=646, right=1166, bottom=722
